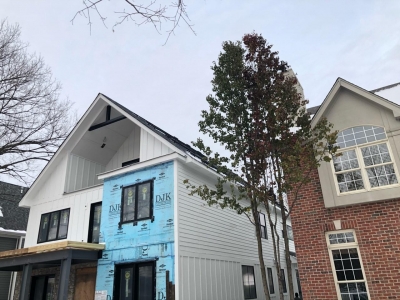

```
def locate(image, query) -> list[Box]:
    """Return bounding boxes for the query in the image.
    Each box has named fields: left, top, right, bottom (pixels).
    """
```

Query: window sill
left=336, top=182, right=400, bottom=196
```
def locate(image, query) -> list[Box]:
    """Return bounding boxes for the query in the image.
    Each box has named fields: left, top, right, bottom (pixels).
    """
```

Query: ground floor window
left=114, top=261, right=155, bottom=300
left=241, top=265, right=257, bottom=299
left=326, top=230, right=370, bottom=300
left=280, top=269, right=287, bottom=293
left=295, top=269, right=302, bottom=297
left=30, top=275, right=55, bottom=300
left=267, top=267, right=275, bottom=294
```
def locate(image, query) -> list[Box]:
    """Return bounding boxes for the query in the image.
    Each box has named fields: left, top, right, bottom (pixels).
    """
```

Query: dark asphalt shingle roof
left=307, top=105, right=320, bottom=115
left=101, top=94, right=206, bottom=162
left=370, top=82, right=400, bottom=93
left=0, top=181, right=29, bottom=231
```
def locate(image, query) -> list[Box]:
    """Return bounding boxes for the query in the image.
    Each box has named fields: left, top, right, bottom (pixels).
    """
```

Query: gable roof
left=101, top=94, right=205, bottom=161
left=310, top=78, right=400, bottom=127
left=20, top=93, right=206, bottom=206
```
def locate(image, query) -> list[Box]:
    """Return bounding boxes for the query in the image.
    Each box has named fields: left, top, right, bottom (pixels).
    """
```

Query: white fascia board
left=310, top=80, right=341, bottom=128
left=98, top=152, right=186, bottom=180
left=100, top=96, right=187, bottom=157
left=341, top=81, right=400, bottom=118
left=20, top=95, right=107, bottom=207
left=0, top=227, right=26, bottom=237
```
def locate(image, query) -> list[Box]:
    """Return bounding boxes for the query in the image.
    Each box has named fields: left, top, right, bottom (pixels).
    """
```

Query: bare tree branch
left=0, top=20, right=76, bottom=185
left=71, top=0, right=195, bottom=43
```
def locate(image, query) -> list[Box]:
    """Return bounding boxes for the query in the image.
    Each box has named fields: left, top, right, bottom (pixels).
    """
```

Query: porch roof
left=0, top=240, right=104, bottom=271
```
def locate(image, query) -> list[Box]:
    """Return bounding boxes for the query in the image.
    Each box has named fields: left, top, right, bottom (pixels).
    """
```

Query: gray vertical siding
left=176, top=161, right=297, bottom=300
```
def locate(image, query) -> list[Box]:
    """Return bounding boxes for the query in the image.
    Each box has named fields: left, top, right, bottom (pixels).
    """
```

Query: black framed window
left=114, top=261, right=155, bottom=300
left=30, top=275, right=55, bottom=300
left=38, top=208, right=70, bottom=243
left=280, top=269, right=287, bottom=293
left=242, top=265, right=257, bottom=299
left=88, top=202, right=102, bottom=243
left=267, top=268, right=275, bottom=294
left=259, top=212, right=267, bottom=239
left=121, top=180, right=153, bottom=224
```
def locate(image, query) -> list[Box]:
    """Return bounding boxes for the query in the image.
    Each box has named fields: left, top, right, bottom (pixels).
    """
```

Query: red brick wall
left=290, top=169, right=400, bottom=300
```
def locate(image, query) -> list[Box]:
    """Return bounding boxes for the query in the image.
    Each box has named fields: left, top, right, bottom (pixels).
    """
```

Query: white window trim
left=325, top=229, right=371, bottom=299
left=331, top=136, right=400, bottom=196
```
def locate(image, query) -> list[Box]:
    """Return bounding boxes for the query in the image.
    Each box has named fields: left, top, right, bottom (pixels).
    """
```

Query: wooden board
left=0, top=241, right=105, bottom=259
left=74, top=267, right=97, bottom=300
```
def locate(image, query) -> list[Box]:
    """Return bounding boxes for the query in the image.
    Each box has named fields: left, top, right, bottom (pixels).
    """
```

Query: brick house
left=290, top=79, right=400, bottom=299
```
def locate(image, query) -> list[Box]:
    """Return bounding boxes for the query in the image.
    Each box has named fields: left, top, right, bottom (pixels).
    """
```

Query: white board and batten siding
left=176, top=160, right=295, bottom=300
left=24, top=185, right=103, bottom=247
left=65, top=154, right=105, bottom=193
left=140, top=129, right=173, bottom=161
left=106, top=125, right=141, bottom=171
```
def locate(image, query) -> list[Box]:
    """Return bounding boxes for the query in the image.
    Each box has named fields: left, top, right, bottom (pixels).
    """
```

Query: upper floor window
left=333, top=126, right=398, bottom=194
left=281, top=225, right=293, bottom=241
left=38, top=208, right=70, bottom=243
left=259, top=212, right=267, bottom=239
left=121, top=180, right=153, bottom=224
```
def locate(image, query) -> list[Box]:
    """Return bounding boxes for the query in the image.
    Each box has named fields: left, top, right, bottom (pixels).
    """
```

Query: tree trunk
left=265, top=202, right=284, bottom=300
left=281, top=211, right=294, bottom=300
left=252, top=206, right=271, bottom=300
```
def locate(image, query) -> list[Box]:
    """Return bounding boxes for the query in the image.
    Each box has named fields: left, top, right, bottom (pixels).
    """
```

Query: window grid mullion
left=356, top=147, right=371, bottom=191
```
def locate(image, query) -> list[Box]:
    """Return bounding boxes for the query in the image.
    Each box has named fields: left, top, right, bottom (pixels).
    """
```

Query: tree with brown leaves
left=184, top=33, right=338, bottom=299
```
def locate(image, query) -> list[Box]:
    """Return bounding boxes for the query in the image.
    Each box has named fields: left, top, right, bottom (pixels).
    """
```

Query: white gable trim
left=311, top=79, right=400, bottom=128
left=20, top=94, right=187, bottom=207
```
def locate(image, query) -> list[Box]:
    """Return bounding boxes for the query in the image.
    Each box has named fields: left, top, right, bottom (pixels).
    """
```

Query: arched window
left=333, top=125, right=398, bottom=193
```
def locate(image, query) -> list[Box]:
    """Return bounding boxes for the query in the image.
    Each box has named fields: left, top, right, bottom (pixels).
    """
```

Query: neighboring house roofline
left=310, top=78, right=400, bottom=127
left=307, top=105, right=320, bottom=115
left=20, top=93, right=206, bottom=207
left=308, top=80, right=400, bottom=116
left=370, top=81, right=400, bottom=93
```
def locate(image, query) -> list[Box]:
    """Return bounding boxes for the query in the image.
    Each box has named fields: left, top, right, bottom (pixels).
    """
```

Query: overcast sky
left=2, top=0, right=400, bottom=185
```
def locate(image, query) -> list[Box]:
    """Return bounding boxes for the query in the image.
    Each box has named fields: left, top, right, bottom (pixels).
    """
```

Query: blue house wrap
left=96, top=161, right=175, bottom=299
